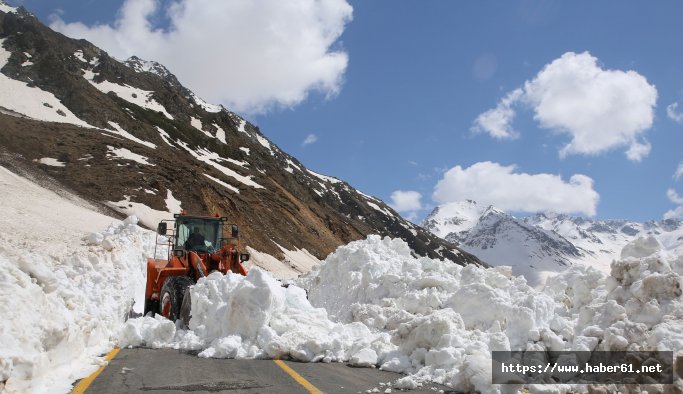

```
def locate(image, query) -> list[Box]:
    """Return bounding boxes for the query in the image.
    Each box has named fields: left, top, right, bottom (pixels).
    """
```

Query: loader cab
left=174, top=216, right=225, bottom=253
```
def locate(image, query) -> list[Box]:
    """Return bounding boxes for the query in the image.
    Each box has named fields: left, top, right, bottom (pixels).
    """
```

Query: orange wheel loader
left=145, top=211, right=249, bottom=325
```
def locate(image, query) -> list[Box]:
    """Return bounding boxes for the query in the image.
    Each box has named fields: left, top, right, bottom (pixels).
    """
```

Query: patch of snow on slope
left=244, top=247, right=303, bottom=280
left=239, top=147, right=250, bottom=155
left=357, top=189, right=380, bottom=202
left=367, top=201, right=393, bottom=217
left=204, top=174, right=239, bottom=193
left=191, top=93, right=222, bottom=113
left=256, top=135, right=273, bottom=153
left=284, top=159, right=301, bottom=174
left=276, top=244, right=321, bottom=273
left=194, top=147, right=250, bottom=169
left=174, top=141, right=263, bottom=189
left=307, top=169, right=340, bottom=184
left=213, top=123, right=226, bottom=144
left=107, top=146, right=154, bottom=166
left=156, top=126, right=176, bottom=148
left=190, top=116, right=212, bottom=138
left=0, top=166, right=156, bottom=393
left=73, top=50, right=87, bottom=63
left=36, top=157, right=65, bottom=167
left=81, top=68, right=96, bottom=81
left=86, top=77, right=173, bottom=120
left=164, top=190, right=182, bottom=215
left=105, top=122, right=156, bottom=149
left=237, top=119, right=247, bottom=134
left=0, top=39, right=94, bottom=127
left=106, top=191, right=180, bottom=229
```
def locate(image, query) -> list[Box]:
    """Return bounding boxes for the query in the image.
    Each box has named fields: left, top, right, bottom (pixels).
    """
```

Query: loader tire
left=159, top=276, right=194, bottom=322
left=179, top=287, right=192, bottom=329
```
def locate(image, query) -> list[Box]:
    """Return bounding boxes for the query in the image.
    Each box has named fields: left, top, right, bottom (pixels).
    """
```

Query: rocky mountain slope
left=0, top=3, right=482, bottom=270
left=422, top=200, right=683, bottom=286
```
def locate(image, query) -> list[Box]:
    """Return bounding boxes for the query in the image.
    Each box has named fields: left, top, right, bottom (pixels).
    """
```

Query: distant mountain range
left=422, top=200, right=683, bottom=286
left=0, top=2, right=483, bottom=272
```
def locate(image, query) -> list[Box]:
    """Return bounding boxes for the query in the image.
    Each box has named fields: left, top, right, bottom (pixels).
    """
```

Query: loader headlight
left=240, top=253, right=250, bottom=262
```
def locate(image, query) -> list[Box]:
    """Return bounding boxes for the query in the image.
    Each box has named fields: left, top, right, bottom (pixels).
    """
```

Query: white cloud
left=668, top=189, right=683, bottom=205
left=667, top=102, right=683, bottom=124
left=302, top=134, right=318, bottom=147
left=471, top=88, right=523, bottom=139
left=389, top=190, right=422, bottom=212
left=664, top=188, right=683, bottom=219
left=675, top=163, right=683, bottom=181
left=432, top=161, right=599, bottom=216
left=473, top=52, right=657, bottom=161
left=50, top=0, right=353, bottom=114
left=625, top=140, right=651, bottom=162
left=664, top=166, right=683, bottom=219
left=664, top=206, right=683, bottom=219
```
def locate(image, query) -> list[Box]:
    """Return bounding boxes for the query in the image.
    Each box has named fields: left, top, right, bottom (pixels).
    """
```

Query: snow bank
left=0, top=219, right=156, bottom=393
left=0, top=165, right=159, bottom=393
left=120, top=268, right=385, bottom=364
left=122, top=234, right=683, bottom=393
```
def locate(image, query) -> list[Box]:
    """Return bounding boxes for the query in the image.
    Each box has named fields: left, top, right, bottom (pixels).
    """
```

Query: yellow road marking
left=71, top=347, right=121, bottom=394
left=273, top=359, right=323, bottom=394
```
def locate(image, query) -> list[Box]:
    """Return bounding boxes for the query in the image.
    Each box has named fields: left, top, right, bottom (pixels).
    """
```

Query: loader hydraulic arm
left=188, top=251, right=207, bottom=278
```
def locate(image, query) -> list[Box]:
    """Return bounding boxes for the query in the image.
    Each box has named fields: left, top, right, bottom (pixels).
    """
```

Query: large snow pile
left=121, top=234, right=683, bottom=393
left=0, top=167, right=157, bottom=393
left=0, top=218, right=156, bottom=393
left=121, top=269, right=384, bottom=363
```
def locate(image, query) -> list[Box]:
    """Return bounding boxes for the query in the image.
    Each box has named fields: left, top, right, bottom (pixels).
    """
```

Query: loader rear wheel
left=159, top=276, right=194, bottom=322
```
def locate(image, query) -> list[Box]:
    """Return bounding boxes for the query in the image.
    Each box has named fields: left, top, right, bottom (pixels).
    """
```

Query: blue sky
left=9, top=0, right=683, bottom=222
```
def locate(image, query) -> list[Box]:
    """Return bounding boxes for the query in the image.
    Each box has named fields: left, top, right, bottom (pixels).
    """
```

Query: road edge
left=71, top=347, right=122, bottom=394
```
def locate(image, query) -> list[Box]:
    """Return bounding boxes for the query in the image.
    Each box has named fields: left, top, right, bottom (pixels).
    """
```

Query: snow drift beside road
left=122, top=235, right=683, bottom=393
left=0, top=167, right=156, bottom=394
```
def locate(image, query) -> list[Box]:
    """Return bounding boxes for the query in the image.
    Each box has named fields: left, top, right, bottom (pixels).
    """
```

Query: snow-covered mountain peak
left=124, top=55, right=178, bottom=84
left=422, top=201, right=683, bottom=286
left=0, top=1, right=17, bottom=13
left=122, top=56, right=226, bottom=114
left=658, top=217, right=683, bottom=232
left=479, top=204, right=506, bottom=220
left=422, top=200, right=502, bottom=239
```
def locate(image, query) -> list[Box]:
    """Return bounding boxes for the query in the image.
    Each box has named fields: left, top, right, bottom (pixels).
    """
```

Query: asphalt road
left=85, top=348, right=458, bottom=394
